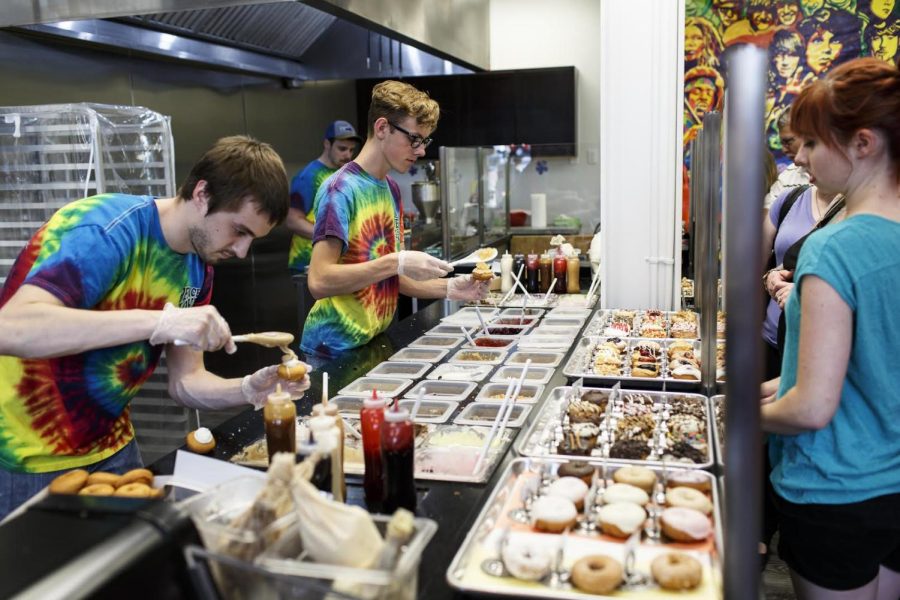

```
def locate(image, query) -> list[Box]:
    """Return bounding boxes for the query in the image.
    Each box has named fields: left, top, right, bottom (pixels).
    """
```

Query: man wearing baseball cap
left=286, top=120, right=363, bottom=273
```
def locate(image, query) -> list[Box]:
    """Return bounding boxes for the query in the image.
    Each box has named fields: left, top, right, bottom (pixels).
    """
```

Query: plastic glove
left=149, top=302, right=236, bottom=353
left=447, top=275, right=489, bottom=301
left=242, top=364, right=312, bottom=409
left=397, top=250, right=453, bottom=281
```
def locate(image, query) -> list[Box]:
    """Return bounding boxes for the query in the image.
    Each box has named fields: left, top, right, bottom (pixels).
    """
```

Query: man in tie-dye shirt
left=0, top=136, right=310, bottom=519
left=286, top=120, right=362, bottom=273
left=301, top=81, right=488, bottom=357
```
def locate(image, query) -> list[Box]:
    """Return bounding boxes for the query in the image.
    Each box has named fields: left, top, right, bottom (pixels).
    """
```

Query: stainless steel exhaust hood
left=2, top=1, right=488, bottom=79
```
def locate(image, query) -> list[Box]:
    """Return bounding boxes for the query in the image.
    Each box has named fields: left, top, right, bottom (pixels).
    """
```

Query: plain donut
left=570, top=554, right=623, bottom=594
left=48, top=469, right=89, bottom=495
left=651, top=552, right=702, bottom=590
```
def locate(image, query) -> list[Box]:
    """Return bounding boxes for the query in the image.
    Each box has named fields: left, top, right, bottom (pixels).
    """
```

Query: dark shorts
left=775, top=491, right=900, bottom=590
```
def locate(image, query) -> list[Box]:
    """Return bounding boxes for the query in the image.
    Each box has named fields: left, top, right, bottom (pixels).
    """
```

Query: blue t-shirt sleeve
left=313, top=186, right=352, bottom=254
left=795, top=230, right=857, bottom=311
left=24, top=224, right=126, bottom=309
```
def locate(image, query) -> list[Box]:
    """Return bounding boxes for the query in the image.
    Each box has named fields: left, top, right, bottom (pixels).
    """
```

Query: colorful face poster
left=683, top=0, right=898, bottom=200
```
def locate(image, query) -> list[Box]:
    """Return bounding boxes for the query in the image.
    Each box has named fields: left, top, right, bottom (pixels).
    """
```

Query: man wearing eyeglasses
left=300, top=80, right=487, bottom=357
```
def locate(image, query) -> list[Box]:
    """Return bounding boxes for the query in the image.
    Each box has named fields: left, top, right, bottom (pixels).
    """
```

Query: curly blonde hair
left=367, top=80, right=440, bottom=135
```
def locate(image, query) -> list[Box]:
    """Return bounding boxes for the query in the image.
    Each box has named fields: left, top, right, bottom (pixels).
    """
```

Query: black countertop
left=151, top=299, right=583, bottom=599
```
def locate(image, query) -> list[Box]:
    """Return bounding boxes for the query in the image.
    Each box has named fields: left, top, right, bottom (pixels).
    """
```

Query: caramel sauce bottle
left=264, top=384, right=296, bottom=463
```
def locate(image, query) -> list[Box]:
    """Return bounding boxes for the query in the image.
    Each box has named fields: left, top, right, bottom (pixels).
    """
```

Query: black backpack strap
left=775, top=184, right=810, bottom=229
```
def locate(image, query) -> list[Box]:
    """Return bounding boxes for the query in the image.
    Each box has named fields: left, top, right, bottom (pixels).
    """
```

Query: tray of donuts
left=515, top=387, right=713, bottom=470
left=584, top=309, right=700, bottom=341
left=446, top=457, right=722, bottom=598
left=563, top=337, right=703, bottom=389
left=47, top=467, right=164, bottom=499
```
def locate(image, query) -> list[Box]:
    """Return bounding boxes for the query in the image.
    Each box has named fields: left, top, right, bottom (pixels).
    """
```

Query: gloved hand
left=149, top=303, right=236, bottom=353
left=447, top=275, right=489, bottom=301
left=241, top=364, right=312, bottom=409
left=397, top=250, right=453, bottom=281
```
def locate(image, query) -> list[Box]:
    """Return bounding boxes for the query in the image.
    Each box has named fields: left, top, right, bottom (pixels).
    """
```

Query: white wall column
left=599, top=0, right=684, bottom=309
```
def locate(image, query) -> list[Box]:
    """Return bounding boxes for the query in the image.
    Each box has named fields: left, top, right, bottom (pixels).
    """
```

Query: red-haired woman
left=761, top=57, right=900, bottom=598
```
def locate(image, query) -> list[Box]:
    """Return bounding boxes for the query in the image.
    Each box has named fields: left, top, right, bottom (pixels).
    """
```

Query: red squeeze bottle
left=361, top=390, right=386, bottom=512
left=381, top=401, right=417, bottom=513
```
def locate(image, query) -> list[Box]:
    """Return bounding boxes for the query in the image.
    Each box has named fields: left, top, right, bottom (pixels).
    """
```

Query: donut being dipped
left=278, top=356, right=308, bottom=381
left=471, top=262, right=494, bottom=282
left=186, top=427, right=216, bottom=454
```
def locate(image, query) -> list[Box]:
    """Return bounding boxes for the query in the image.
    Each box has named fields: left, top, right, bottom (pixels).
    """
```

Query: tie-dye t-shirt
left=300, top=162, right=403, bottom=357
left=288, top=160, right=336, bottom=272
left=0, top=194, right=212, bottom=473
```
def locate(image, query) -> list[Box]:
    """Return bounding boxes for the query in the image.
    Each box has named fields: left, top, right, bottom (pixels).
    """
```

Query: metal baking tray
left=516, top=386, right=714, bottom=469
left=396, top=399, right=458, bottom=424
left=426, top=363, right=494, bottom=382
left=408, top=334, right=464, bottom=349
left=447, top=456, right=722, bottom=599
left=583, top=310, right=700, bottom=340
left=491, top=365, right=554, bottom=385
left=563, top=337, right=702, bottom=390
left=403, top=380, right=477, bottom=402
left=367, top=360, right=431, bottom=379
left=711, top=395, right=725, bottom=469
left=448, top=348, right=507, bottom=366
left=454, top=402, right=531, bottom=428
left=475, top=383, right=546, bottom=405
left=506, top=351, right=565, bottom=368
left=388, top=347, right=449, bottom=363
left=337, top=377, right=413, bottom=399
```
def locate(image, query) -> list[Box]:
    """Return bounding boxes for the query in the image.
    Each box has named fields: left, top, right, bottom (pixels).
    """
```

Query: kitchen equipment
left=412, top=181, right=440, bottom=224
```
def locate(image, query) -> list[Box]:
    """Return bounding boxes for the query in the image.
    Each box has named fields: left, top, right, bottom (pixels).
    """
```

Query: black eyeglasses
left=388, top=121, right=433, bottom=149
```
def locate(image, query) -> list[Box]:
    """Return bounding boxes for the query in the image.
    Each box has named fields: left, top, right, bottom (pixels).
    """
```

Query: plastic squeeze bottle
left=500, top=251, right=514, bottom=293
left=264, top=384, right=296, bottom=464
left=381, top=402, right=416, bottom=512
left=308, top=415, right=344, bottom=502
left=361, top=390, right=387, bottom=512
left=312, top=402, right=346, bottom=501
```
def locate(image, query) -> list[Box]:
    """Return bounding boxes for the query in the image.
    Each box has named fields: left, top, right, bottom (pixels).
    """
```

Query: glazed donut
left=631, top=365, right=659, bottom=378
left=660, top=507, right=712, bottom=542
left=116, top=468, right=153, bottom=487
left=277, top=358, right=307, bottom=381
left=651, top=552, right=702, bottom=590
left=48, top=469, right=89, bottom=495
left=666, top=486, right=713, bottom=515
left=87, top=472, right=121, bottom=487
left=79, top=483, right=115, bottom=496
left=602, top=483, right=649, bottom=506
left=671, top=365, right=701, bottom=380
left=613, top=465, right=657, bottom=494
left=501, top=540, right=552, bottom=581
left=598, top=502, right=647, bottom=538
left=531, top=496, right=578, bottom=533
left=546, top=476, right=589, bottom=511
left=186, top=427, right=216, bottom=454
left=557, top=461, right=595, bottom=486
left=667, top=470, right=712, bottom=493
left=570, top=555, right=623, bottom=594
left=114, top=482, right=153, bottom=498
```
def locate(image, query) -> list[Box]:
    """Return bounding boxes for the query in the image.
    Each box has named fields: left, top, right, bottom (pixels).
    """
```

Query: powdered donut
left=613, top=465, right=657, bottom=494
left=661, top=507, right=712, bottom=542
left=651, top=552, right=702, bottom=590
left=598, top=502, right=647, bottom=538
left=666, top=486, right=713, bottom=515
left=501, top=540, right=552, bottom=581
left=571, top=555, right=623, bottom=594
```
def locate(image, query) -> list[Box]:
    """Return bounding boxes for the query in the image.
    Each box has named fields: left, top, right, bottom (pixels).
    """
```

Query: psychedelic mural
left=682, top=0, right=899, bottom=221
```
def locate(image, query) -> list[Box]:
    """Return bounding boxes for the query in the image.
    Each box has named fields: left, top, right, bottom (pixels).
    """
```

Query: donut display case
left=563, top=337, right=703, bottom=390
left=516, top=387, right=714, bottom=469
left=711, top=395, right=725, bottom=469
left=447, top=457, right=722, bottom=598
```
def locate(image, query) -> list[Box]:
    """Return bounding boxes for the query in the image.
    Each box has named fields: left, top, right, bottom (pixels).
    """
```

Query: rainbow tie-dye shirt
left=288, top=160, right=336, bottom=272
left=300, top=162, right=403, bottom=357
left=0, top=194, right=212, bottom=473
